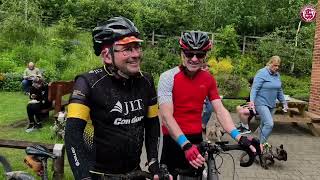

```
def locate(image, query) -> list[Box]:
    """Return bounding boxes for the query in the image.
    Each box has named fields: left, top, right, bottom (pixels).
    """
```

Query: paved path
left=141, top=113, right=320, bottom=180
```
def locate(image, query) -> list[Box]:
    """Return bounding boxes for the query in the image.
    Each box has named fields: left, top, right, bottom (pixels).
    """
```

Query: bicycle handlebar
left=92, top=164, right=170, bottom=180
left=198, top=141, right=258, bottom=167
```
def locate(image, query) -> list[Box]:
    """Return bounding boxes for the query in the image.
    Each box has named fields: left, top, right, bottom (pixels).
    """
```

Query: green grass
left=0, top=92, right=28, bottom=126
left=0, top=91, right=73, bottom=179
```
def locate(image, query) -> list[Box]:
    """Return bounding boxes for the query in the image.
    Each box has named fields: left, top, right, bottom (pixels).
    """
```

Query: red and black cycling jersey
left=65, top=65, right=159, bottom=178
left=158, top=66, right=220, bottom=135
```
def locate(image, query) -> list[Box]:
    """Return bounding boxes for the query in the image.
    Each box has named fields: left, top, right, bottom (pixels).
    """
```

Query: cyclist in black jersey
left=65, top=16, right=161, bottom=180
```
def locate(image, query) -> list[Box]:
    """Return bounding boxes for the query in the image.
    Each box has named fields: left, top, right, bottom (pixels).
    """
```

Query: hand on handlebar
left=152, top=164, right=173, bottom=180
left=149, top=161, right=173, bottom=180
left=183, top=143, right=205, bottom=169
left=238, top=136, right=261, bottom=167
left=238, top=136, right=261, bottom=155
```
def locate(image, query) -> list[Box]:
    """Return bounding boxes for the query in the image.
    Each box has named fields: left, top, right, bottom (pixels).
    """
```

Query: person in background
left=22, top=62, right=42, bottom=95
left=236, top=77, right=254, bottom=135
left=249, top=56, right=288, bottom=146
left=25, top=77, right=51, bottom=133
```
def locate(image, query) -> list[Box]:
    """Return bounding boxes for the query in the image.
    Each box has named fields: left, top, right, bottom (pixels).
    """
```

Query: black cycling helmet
left=92, top=16, right=141, bottom=56
left=179, top=31, right=212, bottom=51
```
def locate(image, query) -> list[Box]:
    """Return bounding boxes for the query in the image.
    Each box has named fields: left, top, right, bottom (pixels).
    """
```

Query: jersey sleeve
left=157, top=71, right=174, bottom=105
left=143, top=74, right=160, bottom=164
left=67, top=76, right=91, bottom=122
left=208, top=76, right=221, bottom=101
left=65, top=75, right=92, bottom=179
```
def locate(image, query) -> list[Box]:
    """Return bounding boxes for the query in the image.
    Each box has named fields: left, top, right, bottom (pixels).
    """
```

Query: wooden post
left=55, top=84, right=63, bottom=114
left=242, top=36, right=246, bottom=55
left=152, top=30, right=155, bottom=46
left=52, top=144, right=65, bottom=180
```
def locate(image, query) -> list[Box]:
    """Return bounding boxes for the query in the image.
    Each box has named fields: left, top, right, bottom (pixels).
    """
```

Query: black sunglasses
left=183, top=51, right=207, bottom=59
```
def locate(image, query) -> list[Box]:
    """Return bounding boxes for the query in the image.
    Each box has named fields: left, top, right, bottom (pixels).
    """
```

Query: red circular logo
left=300, top=5, right=317, bottom=22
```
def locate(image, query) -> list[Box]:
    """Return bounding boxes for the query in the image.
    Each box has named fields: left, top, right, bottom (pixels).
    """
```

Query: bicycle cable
left=221, top=152, right=236, bottom=180
left=214, top=154, right=223, bottom=170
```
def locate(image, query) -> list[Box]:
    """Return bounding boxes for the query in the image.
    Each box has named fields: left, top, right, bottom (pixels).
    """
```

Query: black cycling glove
left=238, top=136, right=261, bottom=155
left=148, top=158, right=160, bottom=176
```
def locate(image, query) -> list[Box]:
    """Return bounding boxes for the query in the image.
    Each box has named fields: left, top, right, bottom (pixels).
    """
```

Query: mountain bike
left=175, top=139, right=260, bottom=180
left=1, top=145, right=56, bottom=180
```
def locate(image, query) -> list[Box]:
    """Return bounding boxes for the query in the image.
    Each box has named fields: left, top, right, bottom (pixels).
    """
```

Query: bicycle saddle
left=25, top=145, right=56, bottom=159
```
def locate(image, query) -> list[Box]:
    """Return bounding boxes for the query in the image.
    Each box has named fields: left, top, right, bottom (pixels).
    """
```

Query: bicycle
left=1, top=144, right=56, bottom=180
left=89, top=164, right=171, bottom=180
left=175, top=139, right=260, bottom=180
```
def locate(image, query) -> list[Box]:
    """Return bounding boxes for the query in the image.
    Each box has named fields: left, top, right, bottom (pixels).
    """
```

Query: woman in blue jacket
left=249, top=56, right=288, bottom=145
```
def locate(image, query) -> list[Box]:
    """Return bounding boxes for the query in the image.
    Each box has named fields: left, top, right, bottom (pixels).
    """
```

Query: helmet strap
left=108, top=47, right=130, bottom=79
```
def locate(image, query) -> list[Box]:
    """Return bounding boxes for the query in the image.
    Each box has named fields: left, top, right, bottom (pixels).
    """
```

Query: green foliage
left=232, top=55, right=261, bottom=77
left=256, top=26, right=314, bottom=77
left=216, top=75, right=242, bottom=97
left=0, top=15, right=45, bottom=45
left=142, top=37, right=180, bottom=76
left=0, top=0, right=313, bottom=99
left=0, top=59, right=17, bottom=73
left=207, top=57, right=234, bottom=75
left=0, top=73, right=22, bottom=91
left=281, top=75, right=310, bottom=101
left=213, top=25, right=240, bottom=58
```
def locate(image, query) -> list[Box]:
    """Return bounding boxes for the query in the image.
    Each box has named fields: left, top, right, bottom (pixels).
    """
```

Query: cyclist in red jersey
left=157, top=31, right=258, bottom=179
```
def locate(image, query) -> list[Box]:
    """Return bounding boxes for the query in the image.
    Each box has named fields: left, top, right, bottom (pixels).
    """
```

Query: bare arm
left=211, top=99, right=240, bottom=141
left=159, top=102, right=188, bottom=147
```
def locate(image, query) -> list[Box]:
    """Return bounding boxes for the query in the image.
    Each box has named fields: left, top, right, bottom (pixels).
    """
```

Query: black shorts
left=161, top=133, right=203, bottom=178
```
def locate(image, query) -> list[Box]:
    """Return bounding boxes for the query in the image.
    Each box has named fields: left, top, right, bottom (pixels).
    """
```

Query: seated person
left=236, top=78, right=255, bottom=134
left=26, top=77, right=51, bottom=133
left=22, top=62, right=42, bottom=94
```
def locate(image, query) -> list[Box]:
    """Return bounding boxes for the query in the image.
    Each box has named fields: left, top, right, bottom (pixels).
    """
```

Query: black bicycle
left=90, top=164, right=171, bottom=180
left=176, top=139, right=260, bottom=180
left=1, top=145, right=56, bottom=180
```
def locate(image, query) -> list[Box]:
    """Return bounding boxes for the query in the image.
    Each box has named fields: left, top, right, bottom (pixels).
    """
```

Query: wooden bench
left=42, top=81, right=74, bottom=116
left=0, top=139, right=65, bottom=180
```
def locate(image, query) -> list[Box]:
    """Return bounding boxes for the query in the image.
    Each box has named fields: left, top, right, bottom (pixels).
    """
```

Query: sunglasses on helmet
left=183, top=51, right=207, bottom=59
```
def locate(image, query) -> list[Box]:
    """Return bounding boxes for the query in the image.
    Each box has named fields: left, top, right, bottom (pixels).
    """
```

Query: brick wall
left=309, top=1, right=320, bottom=115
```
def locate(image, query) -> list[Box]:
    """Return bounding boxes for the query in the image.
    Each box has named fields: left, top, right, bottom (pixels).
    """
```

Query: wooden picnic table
left=274, top=97, right=320, bottom=136
left=276, top=97, right=308, bottom=117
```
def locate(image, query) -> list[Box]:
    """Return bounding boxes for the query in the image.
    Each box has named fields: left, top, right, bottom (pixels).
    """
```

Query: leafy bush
left=216, top=75, right=242, bottom=97
left=142, top=37, right=180, bottom=76
left=0, top=73, right=22, bottom=91
left=0, top=59, right=17, bottom=73
left=281, top=75, right=310, bottom=101
left=232, top=55, right=261, bottom=78
left=212, top=25, right=240, bottom=58
left=0, top=15, right=45, bottom=45
left=256, top=28, right=313, bottom=77
left=207, top=57, right=233, bottom=75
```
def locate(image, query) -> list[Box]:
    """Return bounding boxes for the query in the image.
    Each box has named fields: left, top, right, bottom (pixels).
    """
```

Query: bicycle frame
left=177, top=140, right=258, bottom=180
left=206, top=152, right=219, bottom=180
